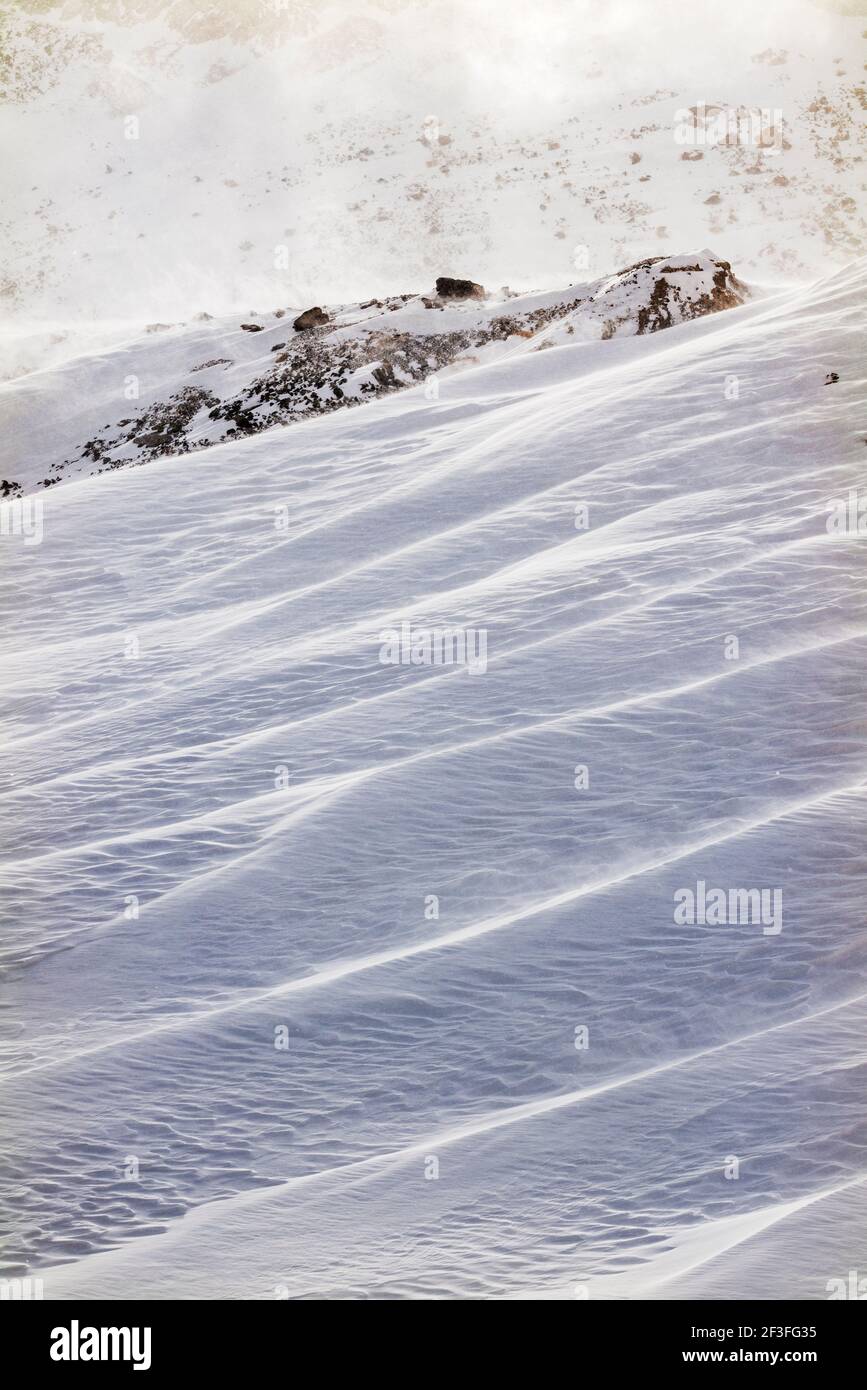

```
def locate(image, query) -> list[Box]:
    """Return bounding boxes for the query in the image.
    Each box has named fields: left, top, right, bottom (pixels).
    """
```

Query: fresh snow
left=1, top=252, right=865, bottom=1299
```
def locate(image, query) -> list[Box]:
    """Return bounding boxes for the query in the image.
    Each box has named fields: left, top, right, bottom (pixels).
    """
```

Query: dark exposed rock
left=635, top=261, right=745, bottom=334
left=372, top=363, right=397, bottom=388
left=293, top=306, right=330, bottom=331
left=240, top=323, right=263, bottom=332
left=825, top=371, right=839, bottom=384
left=636, top=278, right=674, bottom=332
left=435, top=277, right=486, bottom=300
left=75, top=385, right=220, bottom=467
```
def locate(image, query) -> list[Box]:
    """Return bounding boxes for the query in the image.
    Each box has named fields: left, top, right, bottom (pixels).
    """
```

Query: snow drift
left=0, top=251, right=865, bottom=1300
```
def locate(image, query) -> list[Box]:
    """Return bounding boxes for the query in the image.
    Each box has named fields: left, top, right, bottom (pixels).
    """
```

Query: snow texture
left=1, top=248, right=865, bottom=1299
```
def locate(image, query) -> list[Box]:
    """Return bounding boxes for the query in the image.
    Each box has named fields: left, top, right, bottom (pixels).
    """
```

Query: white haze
left=1, top=0, right=863, bottom=364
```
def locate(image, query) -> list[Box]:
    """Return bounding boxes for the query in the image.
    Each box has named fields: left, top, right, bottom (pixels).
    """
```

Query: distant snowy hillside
left=1, top=254, right=865, bottom=1299
left=1, top=0, right=865, bottom=378
left=0, top=250, right=747, bottom=493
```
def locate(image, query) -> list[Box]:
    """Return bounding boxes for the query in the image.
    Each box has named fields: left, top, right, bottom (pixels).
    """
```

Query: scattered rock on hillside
left=435, top=277, right=486, bottom=300
left=34, top=252, right=749, bottom=492
left=293, top=306, right=330, bottom=330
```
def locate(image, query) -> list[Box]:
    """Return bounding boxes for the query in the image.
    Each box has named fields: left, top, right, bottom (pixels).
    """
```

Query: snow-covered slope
left=1, top=254, right=865, bottom=1299
left=1, top=0, right=864, bottom=378
left=0, top=250, right=747, bottom=493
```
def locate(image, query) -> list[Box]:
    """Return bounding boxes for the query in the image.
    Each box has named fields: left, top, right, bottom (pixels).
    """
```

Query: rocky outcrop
left=435, top=277, right=486, bottom=300
left=637, top=259, right=745, bottom=332
left=293, top=306, right=330, bottom=331
left=555, top=253, right=748, bottom=342
left=28, top=251, right=748, bottom=490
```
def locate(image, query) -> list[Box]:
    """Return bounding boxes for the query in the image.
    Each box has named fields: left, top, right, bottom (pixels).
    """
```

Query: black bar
left=6, top=1299, right=861, bottom=1374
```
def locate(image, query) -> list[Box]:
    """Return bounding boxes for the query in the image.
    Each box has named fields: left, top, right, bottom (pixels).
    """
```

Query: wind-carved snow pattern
left=1, top=253, right=865, bottom=1299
